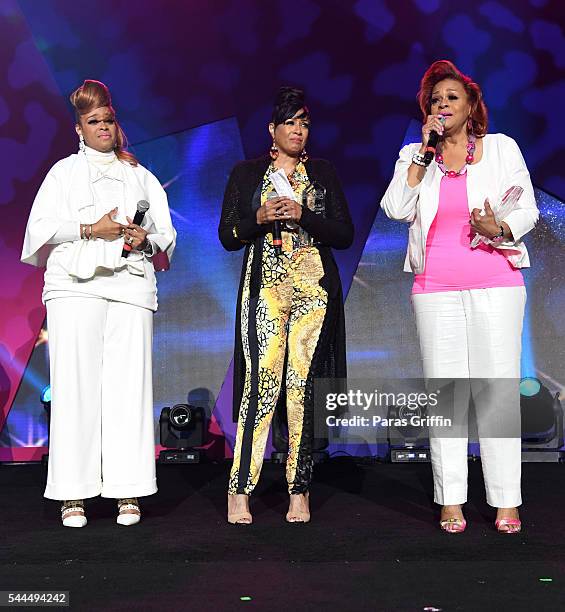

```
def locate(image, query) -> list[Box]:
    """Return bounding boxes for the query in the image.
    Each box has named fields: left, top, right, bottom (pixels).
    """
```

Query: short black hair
left=271, top=86, right=310, bottom=126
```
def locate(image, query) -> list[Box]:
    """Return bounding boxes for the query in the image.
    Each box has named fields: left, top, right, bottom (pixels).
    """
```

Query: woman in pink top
left=381, top=61, right=539, bottom=534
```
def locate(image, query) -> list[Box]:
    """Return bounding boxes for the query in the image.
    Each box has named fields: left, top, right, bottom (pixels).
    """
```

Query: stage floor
left=1, top=459, right=564, bottom=611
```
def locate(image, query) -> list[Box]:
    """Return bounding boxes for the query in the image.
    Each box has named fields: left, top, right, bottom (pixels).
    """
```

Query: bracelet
left=491, top=225, right=505, bottom=242
left=80, top=224, right=87, bottom=240
left=138, top=238, right=153, bottom=254
left=87, top=224, right=92, bottom=240
left=412, top=152, right=427, bottom=167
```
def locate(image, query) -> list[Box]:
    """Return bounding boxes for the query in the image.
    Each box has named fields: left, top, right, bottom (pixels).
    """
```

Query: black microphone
left=423, top=130, right=440, bottom=166
left=267, top=191, right=282, bottom=255
left=423, top=115, right=446, bottom=166
left=122, top=199, right=150, bottom=258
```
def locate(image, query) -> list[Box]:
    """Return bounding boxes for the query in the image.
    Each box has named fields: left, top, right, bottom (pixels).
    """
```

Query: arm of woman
left=218, top=164, right=264, bottom=251
left=297, top=162, right=354, bottom=250
left=380, top=144, right=422, bottom=223
left=497, top=136, right=539, bottom=244
left=140, top=171, right=177, bottom=260
left=21, top=169, right=80, bottom=267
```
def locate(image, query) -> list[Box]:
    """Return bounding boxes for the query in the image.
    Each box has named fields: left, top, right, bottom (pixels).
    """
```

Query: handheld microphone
left=267, top=191, right=282, bottom=255
left=122, top=199, right=150, bottom=258
left=423, top=115, right=446, bottom=166
left=423, top=130, right=440, bottom=166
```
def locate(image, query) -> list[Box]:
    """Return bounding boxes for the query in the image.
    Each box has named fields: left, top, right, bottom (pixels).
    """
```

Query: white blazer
left=380, top=133, right=539, bottom=273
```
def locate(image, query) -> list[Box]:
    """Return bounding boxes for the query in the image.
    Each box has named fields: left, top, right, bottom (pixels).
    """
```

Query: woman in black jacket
left=219, top=87, right=353, bottom=524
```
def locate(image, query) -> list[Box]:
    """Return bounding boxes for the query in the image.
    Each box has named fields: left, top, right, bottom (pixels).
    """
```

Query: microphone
left=423, top=130, right=440, bottom=166
left=122, top=199, right=150, bottom=258
left=267, top=191, right=282, bottom=255
left=423, top=115, right=446, bottom=166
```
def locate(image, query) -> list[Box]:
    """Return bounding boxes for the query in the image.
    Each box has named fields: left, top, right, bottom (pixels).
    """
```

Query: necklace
left=271, top=162, right=301, bottom=191
left=435, top=134, right=476, bottom=178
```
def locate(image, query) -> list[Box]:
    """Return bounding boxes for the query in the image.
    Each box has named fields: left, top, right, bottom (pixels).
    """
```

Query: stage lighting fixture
left=40, top=384, right=51, bottom=405
left=159, top=404, right=205, bottom=463
left=40, top=384, right=51, bottom=427
left=520, top=378, right=563, bottom=462
left=520, top=376, right=541, bottom=397
left=271, top=403, right=329, bottom=464
left=40, top=385, right=51, bottom=465
left=387, top=403, right=430, bottom=463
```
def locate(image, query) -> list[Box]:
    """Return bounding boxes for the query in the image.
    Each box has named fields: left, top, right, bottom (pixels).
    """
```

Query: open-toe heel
left=227, top=495, right=252, bottom=525
left=117, top=497, right=141, bottom=526
left=61, top=500, right=87, bottom=528
left=286, top=492, right=310, bottom=524
left=439, top=517, right=467, bottom=533
left=495, top=518, right=521, bottom=534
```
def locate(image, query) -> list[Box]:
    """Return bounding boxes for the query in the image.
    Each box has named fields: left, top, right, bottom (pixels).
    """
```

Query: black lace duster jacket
left=219, top=155, right=354, bottom=423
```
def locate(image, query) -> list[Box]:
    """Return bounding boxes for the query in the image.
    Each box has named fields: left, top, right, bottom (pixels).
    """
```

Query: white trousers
left=412, top=286, right=526, bottom=508
left=45, top=297, right=157, bottom=500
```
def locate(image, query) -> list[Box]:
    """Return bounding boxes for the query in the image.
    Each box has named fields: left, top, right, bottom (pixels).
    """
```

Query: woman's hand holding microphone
left=87, top=207, right=148, bottom=250
left=256, top=196, right=302, bottom=225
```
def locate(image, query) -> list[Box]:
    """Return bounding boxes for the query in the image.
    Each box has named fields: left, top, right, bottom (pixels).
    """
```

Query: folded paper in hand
left=269, top=168, right=296, bottom=200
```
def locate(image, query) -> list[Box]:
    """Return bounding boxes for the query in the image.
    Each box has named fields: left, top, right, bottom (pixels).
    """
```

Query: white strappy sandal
left=61, top=500, right=87, bottom=528
left=117, top=498, right=141, bottom=526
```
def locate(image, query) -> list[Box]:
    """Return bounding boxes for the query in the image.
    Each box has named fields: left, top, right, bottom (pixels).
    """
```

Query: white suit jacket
left=380, top=133, right=539, bottom=273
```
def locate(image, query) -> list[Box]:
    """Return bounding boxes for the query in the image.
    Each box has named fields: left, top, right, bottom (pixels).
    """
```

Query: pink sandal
left=495, top=518, right=521, bottom=534
left=439, top=517, right=467, bottom=533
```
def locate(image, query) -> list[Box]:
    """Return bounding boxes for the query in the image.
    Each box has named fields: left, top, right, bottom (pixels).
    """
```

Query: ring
left=127, top=236, right=134, bottom=245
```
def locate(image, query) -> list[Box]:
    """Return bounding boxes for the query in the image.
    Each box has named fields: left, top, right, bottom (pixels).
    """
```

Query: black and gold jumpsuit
left=219, top=156, right=353, bottom=496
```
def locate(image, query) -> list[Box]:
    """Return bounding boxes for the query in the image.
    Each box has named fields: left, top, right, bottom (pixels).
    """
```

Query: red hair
left=70, top=79, right=138, bottom=166
left=417, top=60, right=488, bottom=137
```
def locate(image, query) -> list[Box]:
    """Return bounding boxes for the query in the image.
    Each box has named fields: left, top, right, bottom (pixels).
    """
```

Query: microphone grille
left=137, top=199, right=150, bottom=213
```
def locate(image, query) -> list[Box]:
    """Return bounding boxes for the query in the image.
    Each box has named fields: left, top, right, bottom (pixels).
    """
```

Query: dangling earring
left=79, top=134, right=85, bottom=153
left=467, top=117, right=473, bottom=135
left=270, top=139, right=279, bottom=160
left=299, top=148, right=308, bottom=163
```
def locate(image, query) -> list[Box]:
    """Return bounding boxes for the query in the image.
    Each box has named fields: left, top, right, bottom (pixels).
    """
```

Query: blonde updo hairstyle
left=70, top=79, right=137, bottom=166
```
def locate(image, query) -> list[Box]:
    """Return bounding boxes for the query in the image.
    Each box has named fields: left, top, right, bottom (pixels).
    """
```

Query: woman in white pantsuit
left=381, top=61, right=538, bottom=533
left=21, top=80, right=176, bottom=527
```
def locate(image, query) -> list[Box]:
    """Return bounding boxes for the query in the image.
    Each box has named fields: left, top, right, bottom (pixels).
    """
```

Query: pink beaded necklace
left=435, top=133, right=476, bottom=178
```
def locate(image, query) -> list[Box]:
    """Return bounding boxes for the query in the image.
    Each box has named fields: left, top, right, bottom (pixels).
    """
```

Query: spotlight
left=40, top=384, right=51, bottom=465
left=387, top=403, right=430, bottom=463
left=40, top=384, right=51, bottom=405
left=159, top=404, right=205, bottom=463
left=520, top=377, right=541, bottom=397
left=520, top=378, right=563, bottom=461
left=271, top=402, right=329, bottom=464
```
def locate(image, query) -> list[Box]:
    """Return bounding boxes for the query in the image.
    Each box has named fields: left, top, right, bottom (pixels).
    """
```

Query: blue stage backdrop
left=3, top=119, right=564, bottom=455
left=1, top=0, right=564, bottom=458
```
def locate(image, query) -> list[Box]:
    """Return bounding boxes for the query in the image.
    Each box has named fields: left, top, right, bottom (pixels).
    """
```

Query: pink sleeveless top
left=412, top=173, right=524, bottom=294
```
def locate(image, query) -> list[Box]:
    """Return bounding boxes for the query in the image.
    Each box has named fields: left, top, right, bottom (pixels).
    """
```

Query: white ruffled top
left=21, top=146, right=176, bottom=311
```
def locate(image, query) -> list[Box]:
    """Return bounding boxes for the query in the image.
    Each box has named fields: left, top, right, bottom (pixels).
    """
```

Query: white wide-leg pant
left=411, top=286, right=526, bottom=508
left=45, top=297, right=157, bottom=500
